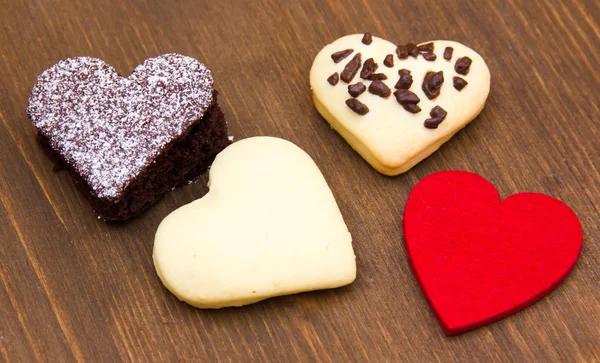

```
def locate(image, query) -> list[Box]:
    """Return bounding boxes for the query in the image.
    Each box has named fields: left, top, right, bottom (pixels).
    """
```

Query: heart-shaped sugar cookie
left=404, top=171, right=582, bottom=334
left=310, top=34, right=491, bottom=175
left=153, top=137, right=356, bottom=308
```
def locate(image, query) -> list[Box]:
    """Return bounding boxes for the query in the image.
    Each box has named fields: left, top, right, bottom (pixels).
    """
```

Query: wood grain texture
left=0, top=0, right=598, bottom=361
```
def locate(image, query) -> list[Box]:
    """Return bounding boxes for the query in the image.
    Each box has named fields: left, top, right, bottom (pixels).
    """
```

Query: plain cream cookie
left=310, top=34, right=491, bottom=175
left=153, top=137, right=356, bottom=308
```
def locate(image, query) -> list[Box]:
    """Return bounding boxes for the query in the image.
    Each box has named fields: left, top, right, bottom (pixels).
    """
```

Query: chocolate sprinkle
left=360, top=58, right=378, bottom=79
left=406, top=43, right=419, bottom=58
left=418, top=42, right=434, bottom=53
left=341, top=53, right=362, bottom=83
left=444, top=47, right=453, bottom=60
left=346, top=98, right=369, bottom=115
left=327, top=72, right=339, bottom=85
left=455, top=57, right=473, bottom=75
left=394, top=89, right=420, bottom=105
left=362, top=32, right=373, bottom=45
left=395, top=69, right=413, bottom=89
left=348, top=82, right=366, bottom=97
left=396, top=45, right=408, bottom=59
left=424, top=106, right=447, bottom=129
left=453, top=76, right=468, bottom=91
left=423, top=52, right=437, bottom=61
left=366, top=73, right=388, bottom=81
left=384, top=54, right=394, bottom=67
left=331, top=49, right=354, bottom=63
left=403, top=103, right=422, bottom=114
left=422, top=71, right=444, bottom=100
left=27, top=54, right=214, bottom=199
left=368, top=80, right=391, bottom=98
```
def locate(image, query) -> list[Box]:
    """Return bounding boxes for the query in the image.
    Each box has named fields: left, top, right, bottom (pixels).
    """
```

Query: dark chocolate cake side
left=37, top=92, right=230, bottom=221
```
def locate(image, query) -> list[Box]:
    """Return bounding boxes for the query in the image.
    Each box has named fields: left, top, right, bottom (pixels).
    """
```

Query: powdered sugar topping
left=27, top=53, right=214, bottom=199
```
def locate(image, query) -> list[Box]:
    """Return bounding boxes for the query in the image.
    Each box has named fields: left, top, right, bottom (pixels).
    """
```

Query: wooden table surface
left=1, top=0, right=599, bottom=361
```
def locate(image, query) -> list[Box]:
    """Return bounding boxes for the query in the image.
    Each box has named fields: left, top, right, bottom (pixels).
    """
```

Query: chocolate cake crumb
left=444, top=47, right=453, bottom=60
left=348, top=82, right=366, bottom=97
left=424, top=105, right=447, bottom=129
left=346, top=98, right=369, bottom=115
left=368, top=80, right=391, bottom=98
left=327, top=72, right=339, bottom=85
left=362, top=33, right=373, bottom=45
left=453, top=76, right=468, bottom=91
left=341, top=53, right=362, bottom=83
left=384, top=54, right=394, bottom=67
left=332, top=49, right=354, bottom=63
left=455, top=57, right=473, bottom=75
left=422, top=71, right=444, bottom=100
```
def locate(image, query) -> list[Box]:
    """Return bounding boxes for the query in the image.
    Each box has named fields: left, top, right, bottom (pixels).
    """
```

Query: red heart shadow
left=403, top=171, right=582, bottom=335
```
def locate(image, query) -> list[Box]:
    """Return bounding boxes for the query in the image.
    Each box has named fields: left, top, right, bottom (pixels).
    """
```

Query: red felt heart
left=403, top=171, right=582, bottom=335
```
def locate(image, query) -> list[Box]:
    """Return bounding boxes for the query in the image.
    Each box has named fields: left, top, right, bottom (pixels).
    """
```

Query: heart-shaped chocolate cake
left=28, top=54, right=230, bottom=221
